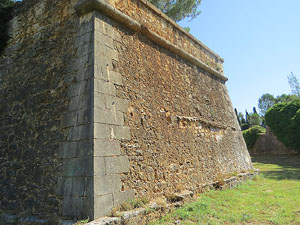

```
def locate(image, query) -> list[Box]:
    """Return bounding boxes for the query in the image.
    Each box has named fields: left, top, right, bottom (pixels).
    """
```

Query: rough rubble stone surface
left=113, top=22, right=253, bottom=199
left=0, top=0, right=78, bottom=216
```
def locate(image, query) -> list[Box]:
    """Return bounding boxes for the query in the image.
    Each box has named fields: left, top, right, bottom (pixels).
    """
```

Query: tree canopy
left=148, top=0, right=201, bottom=22
left=258, top=93, right=298, bottom=117
left=258, top=93, right=276, bottom=116
left=276, top=94, right=298, bottom=104
left=265, top=99, right=300, bottom=152
left=247, top=113, right=261, bottom=126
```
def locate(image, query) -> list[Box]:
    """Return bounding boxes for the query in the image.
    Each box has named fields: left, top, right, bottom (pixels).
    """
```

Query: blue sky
left=179, top=0, right=300, bottom=114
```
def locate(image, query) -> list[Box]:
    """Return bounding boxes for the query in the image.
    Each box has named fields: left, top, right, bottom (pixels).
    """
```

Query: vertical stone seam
left=90, top=12, right=96, bottom=219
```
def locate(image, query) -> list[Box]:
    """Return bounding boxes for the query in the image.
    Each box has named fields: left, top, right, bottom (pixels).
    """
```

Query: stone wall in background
left=0, top=0, right=253, bottom=221
left=249, top=127, right=298, bottom=155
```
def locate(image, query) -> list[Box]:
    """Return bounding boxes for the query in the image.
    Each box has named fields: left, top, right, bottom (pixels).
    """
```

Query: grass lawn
left=151, top=155, right=300, bottom=225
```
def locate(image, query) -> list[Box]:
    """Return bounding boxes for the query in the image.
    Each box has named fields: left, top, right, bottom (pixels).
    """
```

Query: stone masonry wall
left=115, top=25, right=252, bottom=198
left=115, top=0, right=224, bottom=72
left=0, top=0, right=253, bottom=221
left=91, top=12, right=135, bottom=218
left=76, top=0, right=252, bottom=201
left=0, top=0, right=80, bottom=216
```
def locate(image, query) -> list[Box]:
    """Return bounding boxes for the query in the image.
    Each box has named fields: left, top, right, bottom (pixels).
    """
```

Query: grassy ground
left=151, top=155, right=300, bottom=225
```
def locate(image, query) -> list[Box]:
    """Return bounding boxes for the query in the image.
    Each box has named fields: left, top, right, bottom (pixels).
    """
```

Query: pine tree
left=253, top=107, right=257, bottom=114
left=148, top=0, right=201, bottom=22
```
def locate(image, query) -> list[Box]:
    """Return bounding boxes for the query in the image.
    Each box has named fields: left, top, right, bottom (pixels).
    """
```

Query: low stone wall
left=249, top=127, right=297, bottom=155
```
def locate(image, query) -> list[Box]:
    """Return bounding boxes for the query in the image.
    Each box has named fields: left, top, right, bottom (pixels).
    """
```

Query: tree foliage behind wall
left=258, top=93, right=299, bottom=117
left=265, top=99, right=300, bottom=151
left=148, top=0, right=201, bottom=22
left=242, top=125, right=266, bottom=149
left=0, top=0, right=15, bottom=54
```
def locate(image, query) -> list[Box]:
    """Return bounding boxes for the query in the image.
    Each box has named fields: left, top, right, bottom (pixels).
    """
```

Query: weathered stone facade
left=0, top=0, right=79, bottom=216
left=249, top=127, right=298, bottom=155
left=0, top=0, right=253, bottom=221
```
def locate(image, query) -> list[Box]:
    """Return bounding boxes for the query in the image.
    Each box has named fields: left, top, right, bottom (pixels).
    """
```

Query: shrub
left=265, top=99, right=300, bottom=151
left=242, top=126, right=266, bottom=149
left=118, top=198, right=148, bottom=211
left=241, top=123, right=250, bottom=131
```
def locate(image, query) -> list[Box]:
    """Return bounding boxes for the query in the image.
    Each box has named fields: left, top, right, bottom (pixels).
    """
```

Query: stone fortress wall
left=0, top=0, right=80, bottom=217
left=0, top=0, right=253, bottom=221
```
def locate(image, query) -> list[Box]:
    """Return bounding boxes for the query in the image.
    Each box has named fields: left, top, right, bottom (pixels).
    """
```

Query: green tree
left=275, top=94, right=298, bottom=104
left=258, top=93, right=276, bottom=116
left=247, top=113, right=261, bottom=126
left=234, top=108, right=240, bottom=125
left=0, top=0, right=15, bottom=53
left=238, top=112, right=246, bottom=124
left=235, top=110, right=249, bottom=130
left=265, top=99, right=300, bottom=151
left=288, top=72, right=300, bottom=98
left=148, top=0, right=201, bottom=22
left=253, top=107, right=257, bottom=114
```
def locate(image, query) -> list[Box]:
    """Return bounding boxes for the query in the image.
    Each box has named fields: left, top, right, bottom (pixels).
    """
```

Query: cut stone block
left=108, top=70, right=123, bottom=85
left=94, top=174, right=122, bottom=195
left=110, top=126, right=131, bottom=140
left=94, top=92, right=106, bottom=109
left=113, top=189, right=135, bottom=207
left=105, top=156, right=130, bottom=174
left=94, top=139, right=121, bottom=157
left=105, top=96, right=128, bottom=112
left=94, top=108, right=124, bottom=125
left=94, top=194, right=114, bottom=218
left=94, top=156, right=106, bottom=176
left=94, top=123, right=111, bottom=139
left=94, top=79, right=116, bottom=96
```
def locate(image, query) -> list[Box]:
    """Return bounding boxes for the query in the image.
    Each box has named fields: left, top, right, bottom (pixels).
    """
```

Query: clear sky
left=179, top=0, right=300, bottom=114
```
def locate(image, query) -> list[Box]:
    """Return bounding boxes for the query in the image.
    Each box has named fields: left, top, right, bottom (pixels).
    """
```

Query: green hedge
left=265, top=99, right=300, bottom=151
left=242, top=126, right=266, bottom=149
left=0, top=0, right=15, bottom=54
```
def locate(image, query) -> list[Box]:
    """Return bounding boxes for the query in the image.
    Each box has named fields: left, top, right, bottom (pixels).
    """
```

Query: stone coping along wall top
left=133, top=0, right=224, bottom=63
left=74, top=0, right=228, bottom=83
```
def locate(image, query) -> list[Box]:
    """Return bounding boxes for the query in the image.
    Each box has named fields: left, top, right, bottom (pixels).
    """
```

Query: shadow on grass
left=252, top=154, right=300, bottom=181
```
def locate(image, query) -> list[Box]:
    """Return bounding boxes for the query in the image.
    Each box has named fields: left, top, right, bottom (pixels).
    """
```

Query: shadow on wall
left=252, top=155, right=300, bottom=181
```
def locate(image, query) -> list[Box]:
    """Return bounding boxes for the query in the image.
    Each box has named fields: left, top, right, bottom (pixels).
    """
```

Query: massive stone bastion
left=0, top=0, right=252, bottom=220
